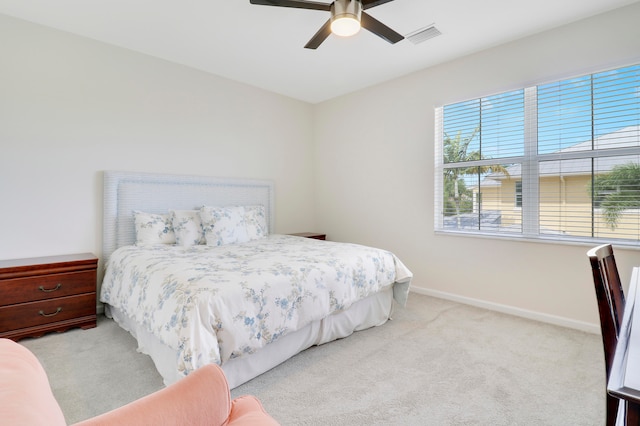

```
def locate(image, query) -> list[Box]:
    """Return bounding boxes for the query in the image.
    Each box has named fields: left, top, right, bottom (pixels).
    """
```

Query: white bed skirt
left=105, top=285, right=394, bottom=389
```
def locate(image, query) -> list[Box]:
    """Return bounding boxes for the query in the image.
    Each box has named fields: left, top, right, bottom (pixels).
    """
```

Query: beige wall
left=0, top=14, right=316, bottom=264
left=314, top=3, right=640, bottom=331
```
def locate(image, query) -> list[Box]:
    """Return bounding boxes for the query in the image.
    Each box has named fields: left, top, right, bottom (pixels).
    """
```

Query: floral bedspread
left=100, top=234, right=412, bottom=377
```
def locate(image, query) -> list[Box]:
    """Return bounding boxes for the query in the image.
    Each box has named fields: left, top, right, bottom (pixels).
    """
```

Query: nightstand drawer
left=0, top=293, right=96, bottom=331
left=0, top=270, right=96, bottom=306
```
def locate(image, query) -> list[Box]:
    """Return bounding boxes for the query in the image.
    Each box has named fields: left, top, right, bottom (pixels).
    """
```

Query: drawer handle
left=39, top=283, right=62, bottom=293
left=38, top=307, right=62, bottom=317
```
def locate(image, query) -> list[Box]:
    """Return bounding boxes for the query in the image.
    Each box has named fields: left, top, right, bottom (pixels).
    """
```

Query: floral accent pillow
left=200, top=205, right=267, bottom=246
left=243, top=205, right=268, bottom=240
left=170, top=210, right=205, bottom=247
left=133, top=211, right=176, bottom=245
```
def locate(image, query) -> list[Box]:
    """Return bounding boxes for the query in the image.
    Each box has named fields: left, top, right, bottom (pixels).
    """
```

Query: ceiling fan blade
left=360, top=11, right=404, bottom=44
left=249, top=0, right=331, bottom=11
left=304, top=19, right=332, bottom=49
left=361, top=0, right=396, bottom=10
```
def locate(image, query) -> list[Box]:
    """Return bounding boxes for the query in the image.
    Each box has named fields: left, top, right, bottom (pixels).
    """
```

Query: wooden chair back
left=588, top=243, right=625, bottom=426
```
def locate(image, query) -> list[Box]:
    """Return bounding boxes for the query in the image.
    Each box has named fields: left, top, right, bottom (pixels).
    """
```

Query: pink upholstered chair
left=0, top=338, right=279, bottom=426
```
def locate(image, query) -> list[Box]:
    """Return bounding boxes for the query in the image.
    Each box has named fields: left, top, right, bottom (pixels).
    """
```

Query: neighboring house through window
left=435, top=64, right=640, bottom=245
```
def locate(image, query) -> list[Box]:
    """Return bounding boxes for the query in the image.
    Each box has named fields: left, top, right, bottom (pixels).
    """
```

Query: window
left=515, top=181, right=522, bottom=208
left=435, top=64, right=640, bottom=245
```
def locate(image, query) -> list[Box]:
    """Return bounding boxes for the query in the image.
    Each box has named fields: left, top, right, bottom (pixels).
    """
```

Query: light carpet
left=21, top=293, right=604, bottom=425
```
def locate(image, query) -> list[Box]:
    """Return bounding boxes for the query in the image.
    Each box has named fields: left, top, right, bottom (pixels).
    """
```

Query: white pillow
left=133, top=211, right=176, bottom=245
left=200, top=205, right=267, bottom=246
left=170, top=210, right=205, bottom=247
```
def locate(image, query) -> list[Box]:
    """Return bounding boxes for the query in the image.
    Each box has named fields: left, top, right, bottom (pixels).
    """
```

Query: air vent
left=406, top=25, right=441, bottom=45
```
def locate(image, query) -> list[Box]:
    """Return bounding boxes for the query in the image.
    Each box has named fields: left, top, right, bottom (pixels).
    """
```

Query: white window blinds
left=435, top=63, right=640, bottom=245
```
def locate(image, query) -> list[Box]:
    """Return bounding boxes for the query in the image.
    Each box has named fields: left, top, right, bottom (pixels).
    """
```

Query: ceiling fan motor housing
left=331, top=0, right=363, bottom=36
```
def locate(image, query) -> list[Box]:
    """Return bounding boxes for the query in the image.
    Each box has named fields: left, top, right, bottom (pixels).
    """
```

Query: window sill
left=434, top=229, right=640, bottom=250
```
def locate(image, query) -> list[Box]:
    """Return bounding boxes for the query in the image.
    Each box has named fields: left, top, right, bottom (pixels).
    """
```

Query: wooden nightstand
left=0, top=253, right=98, bottom=341
left=289, top=232, right=326, bottom=240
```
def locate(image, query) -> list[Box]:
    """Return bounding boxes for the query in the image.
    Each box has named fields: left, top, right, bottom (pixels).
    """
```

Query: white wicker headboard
left=103, top=170, right=275, bottom=263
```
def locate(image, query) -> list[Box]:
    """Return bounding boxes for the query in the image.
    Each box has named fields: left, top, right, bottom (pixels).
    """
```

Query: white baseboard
left=410, top=286, right=600, bottom=335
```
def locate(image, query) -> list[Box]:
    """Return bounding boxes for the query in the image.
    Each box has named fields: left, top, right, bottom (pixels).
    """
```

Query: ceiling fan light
left=330, top=0, right=362, bottom=37
left=331, top=16, right=360, bottom=37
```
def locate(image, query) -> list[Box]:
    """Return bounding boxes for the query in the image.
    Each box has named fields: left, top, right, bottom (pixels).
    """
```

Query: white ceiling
left=0, top=0, right=637, bottom=103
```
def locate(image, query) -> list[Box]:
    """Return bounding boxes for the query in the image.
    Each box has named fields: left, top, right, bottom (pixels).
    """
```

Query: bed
left=100, top=170, right=412, bottom=389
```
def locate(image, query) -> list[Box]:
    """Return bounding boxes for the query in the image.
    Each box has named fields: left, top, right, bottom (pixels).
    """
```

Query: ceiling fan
left=249, top=0, right=404, bottom=49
